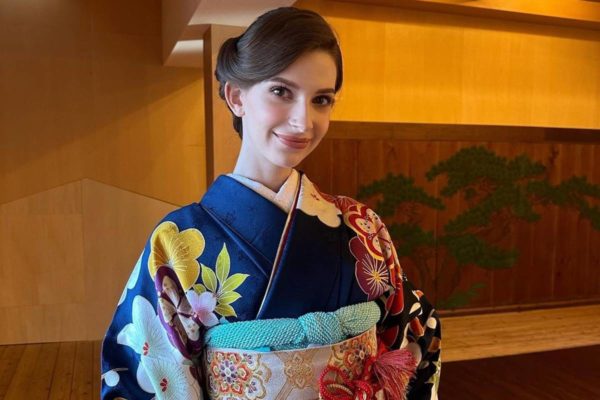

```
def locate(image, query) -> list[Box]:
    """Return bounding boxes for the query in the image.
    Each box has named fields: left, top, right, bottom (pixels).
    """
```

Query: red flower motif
left=334, top=196, right=358, bottom=214
left=344, top=204, right=394, bottom=262
left=349, top=237, right=390, bottom=301
left=160, top=377, right=169, bottom=392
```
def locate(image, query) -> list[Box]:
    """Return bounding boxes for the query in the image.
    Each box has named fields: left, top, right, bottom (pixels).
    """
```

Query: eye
left=270, top=85, right=292, bottom=99
left=314, top=95, right=335, bottom=107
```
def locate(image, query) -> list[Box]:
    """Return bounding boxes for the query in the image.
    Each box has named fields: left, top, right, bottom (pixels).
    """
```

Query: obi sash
left=201, top=302, right=417, bottom=400
left=204, top=326, right=378, bottom=400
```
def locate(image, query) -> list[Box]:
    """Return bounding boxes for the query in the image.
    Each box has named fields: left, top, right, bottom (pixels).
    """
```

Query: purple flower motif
left=155, top=266, right=203, bottom=359
left=187, top=291, right=219, bottom=328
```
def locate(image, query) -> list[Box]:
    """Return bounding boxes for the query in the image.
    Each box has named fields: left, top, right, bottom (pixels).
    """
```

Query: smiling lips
left=273, top=132, right=311, bottom=149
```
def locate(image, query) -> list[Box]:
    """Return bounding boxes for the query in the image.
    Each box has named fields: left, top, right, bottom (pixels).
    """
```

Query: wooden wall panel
left=450, top=141, right=494, bottom=309
left=331, top=140, right=359, bottom=197
left=304, top=130, right=600, bottom=311
left=0, top=0, right=205, bottom=207
left=0, top=183, right=86, bottom=310
left=202, top=25, right=244, bottom=184
left=487, top=142, right=514, bottom=307
left=434, top=141, right=464, bottom=307
left=296, top=0, right=600, bottom=129
left=587, top=146, right=600, bottom=297
left=0, top=179, right=176, bottom=344
left=526, top=144, right=556, bottom=303
left=554, top=144, right=579, bottom=299
left=301, top=139, right=335, bottom=193
left=80, top=179, right=176, bottom=339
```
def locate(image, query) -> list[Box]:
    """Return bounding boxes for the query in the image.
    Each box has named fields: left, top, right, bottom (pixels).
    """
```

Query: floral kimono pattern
left=101, top=171, right=441, bottom=399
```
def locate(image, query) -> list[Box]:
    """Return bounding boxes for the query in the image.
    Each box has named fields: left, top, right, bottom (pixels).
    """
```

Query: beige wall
left=0, top=180, right=177, bottom=344
left=297, top=0, right=600, bottom=129
left=0, top=0, right=204, bottom=344
left=0, top=0, right=205, bottom=206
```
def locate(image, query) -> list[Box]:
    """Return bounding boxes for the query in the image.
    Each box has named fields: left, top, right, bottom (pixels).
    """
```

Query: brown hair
left=215, top=7, right=343, bottom=138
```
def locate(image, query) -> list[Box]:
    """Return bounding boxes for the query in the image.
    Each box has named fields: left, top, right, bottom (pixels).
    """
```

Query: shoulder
left=160, top=203, right=205, bottom=223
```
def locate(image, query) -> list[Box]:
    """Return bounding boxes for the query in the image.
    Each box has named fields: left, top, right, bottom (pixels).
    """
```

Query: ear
left=224, top=81, right=245, bottom=117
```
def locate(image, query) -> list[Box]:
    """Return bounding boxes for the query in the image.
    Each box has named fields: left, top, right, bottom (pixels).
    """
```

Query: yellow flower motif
left=149, top=221, right=205, bottom=291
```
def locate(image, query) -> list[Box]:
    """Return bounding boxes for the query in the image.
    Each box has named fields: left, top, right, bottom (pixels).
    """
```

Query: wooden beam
left=327, top=121, right=600, bottom=142
left=335, top=0, right=600, bottom=30
left=203, top=25, right=245, bottom=184
left=161, top=0, right=201, bottom=65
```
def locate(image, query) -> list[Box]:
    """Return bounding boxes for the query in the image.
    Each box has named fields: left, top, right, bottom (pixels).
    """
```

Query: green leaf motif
left=215, top=303, right=237, bottom=317
left=201, top=264, right=217, bottom=293
left=216, top=243, right=230, bottom=285
left=193, top=284, right=206, bottom=294
left=221, top=273, right=249, bottom=293
left=218, top=292, right=242, bottom=305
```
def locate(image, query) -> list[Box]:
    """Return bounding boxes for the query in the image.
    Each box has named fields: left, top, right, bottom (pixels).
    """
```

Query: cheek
left=251, top=101, right=288, bottom=127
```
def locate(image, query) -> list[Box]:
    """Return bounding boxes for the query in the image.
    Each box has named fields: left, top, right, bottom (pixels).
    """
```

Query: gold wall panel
left=297, top=0, right=600, bottom=128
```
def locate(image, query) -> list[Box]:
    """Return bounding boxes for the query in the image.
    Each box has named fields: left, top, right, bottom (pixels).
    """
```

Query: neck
left=233, top=148, right=293, bottom=192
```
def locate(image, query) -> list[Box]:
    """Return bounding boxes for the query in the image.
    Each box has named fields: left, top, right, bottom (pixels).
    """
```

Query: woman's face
left=235, top=50, right=337, bottom=173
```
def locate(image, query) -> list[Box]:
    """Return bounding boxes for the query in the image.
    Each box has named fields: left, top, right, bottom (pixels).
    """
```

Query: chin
left=272, top=155, right=305, bottom=170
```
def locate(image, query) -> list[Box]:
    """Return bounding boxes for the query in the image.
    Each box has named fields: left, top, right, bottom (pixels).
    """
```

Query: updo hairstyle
left=215, top=7, right=343, bottom=138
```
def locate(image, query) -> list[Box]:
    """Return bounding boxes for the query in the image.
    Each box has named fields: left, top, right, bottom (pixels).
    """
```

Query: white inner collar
left=227, top=170, right=300, bottom=213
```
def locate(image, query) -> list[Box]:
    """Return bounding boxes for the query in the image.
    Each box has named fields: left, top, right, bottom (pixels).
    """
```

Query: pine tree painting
left=357, top=145, right=600, bottom=309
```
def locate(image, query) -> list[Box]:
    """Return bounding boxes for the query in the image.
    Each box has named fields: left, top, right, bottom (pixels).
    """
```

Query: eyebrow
left=267, top=77, right=335, bottom=94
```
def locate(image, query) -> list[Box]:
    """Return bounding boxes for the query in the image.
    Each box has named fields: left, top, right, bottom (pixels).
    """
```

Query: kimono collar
left=199, top=174, right=290, bottom=268
left=227, top=169, right=299, bottom=213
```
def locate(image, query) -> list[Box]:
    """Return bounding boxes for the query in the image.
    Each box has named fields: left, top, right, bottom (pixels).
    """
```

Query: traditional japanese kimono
left=101, top=170, right=441, bottom=400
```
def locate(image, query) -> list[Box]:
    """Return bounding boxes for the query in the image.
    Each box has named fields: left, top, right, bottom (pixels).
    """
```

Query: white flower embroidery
left=117, top=296, right=201, bottom=398
left=141, top=356, right=201, bottom=400
left=296, top=176, right=341, bottom=228
left=117, top=296, right=179, bottom=361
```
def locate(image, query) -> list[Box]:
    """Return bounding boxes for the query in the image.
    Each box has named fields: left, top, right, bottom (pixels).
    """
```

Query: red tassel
left=319, top=342, right=418, bottom=400
left=372, top=348, right=418, bottom=400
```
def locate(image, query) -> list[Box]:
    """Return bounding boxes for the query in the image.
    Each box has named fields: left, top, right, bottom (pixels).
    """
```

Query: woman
left=102, top=7, right=441, bottom=400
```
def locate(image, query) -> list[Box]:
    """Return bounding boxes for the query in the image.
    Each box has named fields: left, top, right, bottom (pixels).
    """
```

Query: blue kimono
left=101, top=170, right=441, bottom=399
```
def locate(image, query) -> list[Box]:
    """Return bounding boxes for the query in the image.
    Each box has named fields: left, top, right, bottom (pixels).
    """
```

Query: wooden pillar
left=203, top=25, right=245, bottom=184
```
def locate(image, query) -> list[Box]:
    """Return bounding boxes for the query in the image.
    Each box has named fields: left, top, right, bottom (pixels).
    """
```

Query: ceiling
left=162, top=0, right=295, bottom=67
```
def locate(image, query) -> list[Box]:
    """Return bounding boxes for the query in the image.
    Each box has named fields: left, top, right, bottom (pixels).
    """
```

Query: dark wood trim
left=203, top=25, right=244, bottom=184
left=439, top=297, right=600, bottom=317
left=327, top=121, right=600, bottom=143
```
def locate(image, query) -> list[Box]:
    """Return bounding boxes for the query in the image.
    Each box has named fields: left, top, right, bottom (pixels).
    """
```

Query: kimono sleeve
left=101, top=220, right=205, bottom=400
left=375, top=216, right=442, bottom=400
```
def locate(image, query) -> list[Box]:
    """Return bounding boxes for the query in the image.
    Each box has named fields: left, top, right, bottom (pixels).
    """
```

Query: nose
left=289, top=99, right=314, bottom=132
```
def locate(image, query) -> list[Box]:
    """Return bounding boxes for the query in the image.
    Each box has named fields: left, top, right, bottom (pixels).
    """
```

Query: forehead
left=266, top=50, right=337, bottom=92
